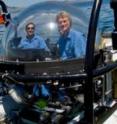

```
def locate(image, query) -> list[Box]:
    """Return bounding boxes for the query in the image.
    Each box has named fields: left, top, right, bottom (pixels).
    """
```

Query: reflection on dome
left=1, top=1, right=90, bottom=62
left=47, top=22, right=56, bottom=30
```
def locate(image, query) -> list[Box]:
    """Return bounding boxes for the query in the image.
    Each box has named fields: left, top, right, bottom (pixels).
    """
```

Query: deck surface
left=103, top=109, right=117, bottom=124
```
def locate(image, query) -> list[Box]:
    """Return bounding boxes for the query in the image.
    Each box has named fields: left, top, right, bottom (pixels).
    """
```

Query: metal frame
left=84, top=0, right=102, bottom=123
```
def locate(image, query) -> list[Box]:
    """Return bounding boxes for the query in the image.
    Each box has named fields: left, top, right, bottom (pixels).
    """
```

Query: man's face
left=57, top=16, right=70, bottom=35
left=26, top=24, right=35, bottom=36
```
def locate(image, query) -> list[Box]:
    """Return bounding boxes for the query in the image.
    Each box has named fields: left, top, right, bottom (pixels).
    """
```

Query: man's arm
left=18, top=39, right=26, bottom=48
left=74, top=33, right=86, bottom=58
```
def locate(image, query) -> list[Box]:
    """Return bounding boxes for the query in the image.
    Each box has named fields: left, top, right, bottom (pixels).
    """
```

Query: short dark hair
left=25, top=22, right=35, bottom=30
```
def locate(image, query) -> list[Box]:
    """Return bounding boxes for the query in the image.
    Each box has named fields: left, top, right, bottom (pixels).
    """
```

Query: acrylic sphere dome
left=2, top=1, right=90, bottom=62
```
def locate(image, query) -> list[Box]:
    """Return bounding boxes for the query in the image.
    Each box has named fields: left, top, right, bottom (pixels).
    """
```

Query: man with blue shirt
left=18, top=22, right=49, bottom=51
left=55, top=11, right=86, bottom=102
left=56, top=11, right=86, bottom=60
left=18, top=22, right=50, bottom=100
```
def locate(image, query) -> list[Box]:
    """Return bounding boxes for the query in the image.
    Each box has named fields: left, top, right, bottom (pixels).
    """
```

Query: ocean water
left=82, top=0, right=114, bottom=33
left=98, top=0, right=114, bottom=33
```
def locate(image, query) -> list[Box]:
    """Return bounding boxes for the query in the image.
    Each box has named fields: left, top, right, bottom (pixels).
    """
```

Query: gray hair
left=56, top=11, right=72, bottom=26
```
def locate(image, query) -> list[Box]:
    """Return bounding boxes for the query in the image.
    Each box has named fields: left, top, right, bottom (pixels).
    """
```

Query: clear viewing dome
left=1, top=1, right=90, bottom=62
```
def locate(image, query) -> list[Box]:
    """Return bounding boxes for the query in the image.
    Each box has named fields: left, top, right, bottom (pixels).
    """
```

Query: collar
left=61, top=29, right=72, bottom=40
left=26, top=34, right=35, bottom=40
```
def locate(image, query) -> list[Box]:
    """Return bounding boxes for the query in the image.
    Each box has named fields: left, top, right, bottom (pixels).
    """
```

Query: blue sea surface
left=81, top=0, right=114, bottom=33
left=99, top=0, right=114, bottom=33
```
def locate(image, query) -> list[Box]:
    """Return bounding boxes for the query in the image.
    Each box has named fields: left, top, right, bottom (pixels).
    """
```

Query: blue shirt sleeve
left=18, top=39, right=27, bottom=48
left=58, top=29, right=86, bottom=60
left=74, top=33, right=86, bottom=58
